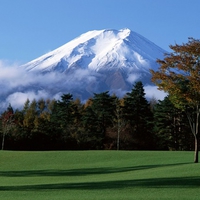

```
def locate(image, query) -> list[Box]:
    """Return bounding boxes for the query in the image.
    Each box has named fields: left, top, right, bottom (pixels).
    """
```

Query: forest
left=0, top=81, right=194, bottom=151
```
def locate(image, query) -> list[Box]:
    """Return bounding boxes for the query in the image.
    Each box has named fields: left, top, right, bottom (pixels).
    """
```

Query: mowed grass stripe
left=0, top=151, right=199, bottom=200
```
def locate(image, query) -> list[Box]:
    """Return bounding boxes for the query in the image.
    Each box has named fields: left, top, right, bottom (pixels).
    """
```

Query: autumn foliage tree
left=150, top=38, right=200, bottom=163
left=0, top=104, right=15, bottom=150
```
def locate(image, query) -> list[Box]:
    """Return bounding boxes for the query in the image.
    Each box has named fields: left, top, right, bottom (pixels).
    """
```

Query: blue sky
left=1, top=0, right=200, bottom=64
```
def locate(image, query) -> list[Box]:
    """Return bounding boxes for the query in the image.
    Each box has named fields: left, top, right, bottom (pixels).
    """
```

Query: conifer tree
left=123, top=81, right=154, bottom=149
left=81, top=105, right=100, bottom=149
left=153, top=96, right=191, bottom=150
left=50, top=94, right=78, bottom=149
left=82, top=91, right=117, bottom=149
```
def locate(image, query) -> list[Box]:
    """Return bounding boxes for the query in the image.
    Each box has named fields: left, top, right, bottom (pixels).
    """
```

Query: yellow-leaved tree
left=150, top=38, right=200, bottom=163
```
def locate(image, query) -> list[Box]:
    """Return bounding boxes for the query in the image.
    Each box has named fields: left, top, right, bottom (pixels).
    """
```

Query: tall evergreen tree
left=82, top=91, right=117, bottom=149
left=50, top=94, right=78, bottom=149
left=81, top=105, right=100, bottom=149
left=153, top=96, right=191, bottom=150
left=123, top=81, right=154, bottom=149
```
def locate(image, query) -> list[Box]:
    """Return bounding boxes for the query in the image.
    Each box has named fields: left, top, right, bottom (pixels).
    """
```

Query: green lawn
left=0, top=150, right=199, bottom=200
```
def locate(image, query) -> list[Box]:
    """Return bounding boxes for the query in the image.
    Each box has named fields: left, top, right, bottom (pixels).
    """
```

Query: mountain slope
left=22, top=28, right=166, bottom=74
left=19, top=28, right=167, bottom=101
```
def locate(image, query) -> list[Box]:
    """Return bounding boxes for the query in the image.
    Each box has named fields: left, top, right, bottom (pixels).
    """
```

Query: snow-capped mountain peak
left=22, top=28, right=166, bottom=74
left=16, top=28, right=168, bottom=103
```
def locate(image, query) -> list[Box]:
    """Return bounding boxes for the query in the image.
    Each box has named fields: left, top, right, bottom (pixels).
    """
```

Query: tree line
left=0, top=81, right=193, bottom=151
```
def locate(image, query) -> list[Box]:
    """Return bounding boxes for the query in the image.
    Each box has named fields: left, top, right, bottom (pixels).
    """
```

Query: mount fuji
left=21, top=28, right=167, bottom=100
left=23, top=28, right=165, bottom=73
left=1, top=28, right=167, bottom=110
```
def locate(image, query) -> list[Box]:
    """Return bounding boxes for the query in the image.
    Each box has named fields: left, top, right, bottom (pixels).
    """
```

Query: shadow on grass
left=0, top=176, right=200, bottom=191
left=0, top=162, right=199, bottom=191
left=0, top=162, right=190, bottom=177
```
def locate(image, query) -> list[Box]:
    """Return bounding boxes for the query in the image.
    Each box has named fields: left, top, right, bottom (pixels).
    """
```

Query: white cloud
left=126, top=73, right=140, bottom=84
left=144, top=85, right=167, bottom=100
left=0, top=59, right=167, bottom=111
left=4, top=90, right=51, bottom=110
left=0, top=60, right=99, bottom=110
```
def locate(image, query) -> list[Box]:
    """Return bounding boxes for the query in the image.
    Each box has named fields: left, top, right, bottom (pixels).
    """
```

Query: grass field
left=0, top=150, right=199, bottom=200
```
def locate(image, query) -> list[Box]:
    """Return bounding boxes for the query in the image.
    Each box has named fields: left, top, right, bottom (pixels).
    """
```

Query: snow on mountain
left=0, top=28, right=167, bottom=110
left=22, top=28, right=166, bottom=74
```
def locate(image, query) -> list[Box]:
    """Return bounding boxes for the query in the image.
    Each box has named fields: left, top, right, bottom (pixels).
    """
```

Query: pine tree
left=81, top=91, right=117, bottom=149
left=154, top=96, right=192, bottom=150
left=81, top=105, right=100, bottom=149
left=123, top=81, right=154, bottom=149
left=50, top=94, right=78, bottom=149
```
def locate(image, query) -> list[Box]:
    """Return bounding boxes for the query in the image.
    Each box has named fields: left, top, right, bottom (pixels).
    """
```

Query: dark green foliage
left=81, top=106, right=101, bottom=149
left=91, top=92, right=117, bottom=138
left=123, top=81, right=154, bottom=149
left=81, top=91, right=117, bottom=149
left=50, top=94, right=78, bottom=149
left=154, top=96, right=192, bottom=150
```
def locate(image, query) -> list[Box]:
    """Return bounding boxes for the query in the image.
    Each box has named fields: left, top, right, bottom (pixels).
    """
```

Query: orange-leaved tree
left=150, top=38, right=200, bottom=163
